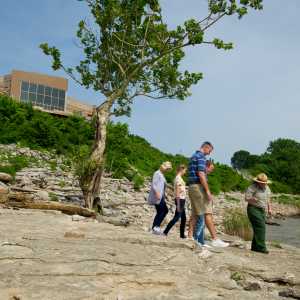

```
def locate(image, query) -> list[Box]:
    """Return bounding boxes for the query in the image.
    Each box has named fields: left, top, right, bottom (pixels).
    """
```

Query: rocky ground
left=1, top=144, right=300, bottom=299
left=1, top=144, right=299, bottom=233
left=0, top=208, right=299, bottom=300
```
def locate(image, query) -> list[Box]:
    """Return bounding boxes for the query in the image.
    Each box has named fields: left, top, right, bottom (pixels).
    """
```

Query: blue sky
left=1, top=0, right=299, bottom=164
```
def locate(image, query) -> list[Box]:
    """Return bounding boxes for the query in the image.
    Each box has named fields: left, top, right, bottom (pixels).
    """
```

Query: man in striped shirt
left=188, top=142, right=229, bottom=248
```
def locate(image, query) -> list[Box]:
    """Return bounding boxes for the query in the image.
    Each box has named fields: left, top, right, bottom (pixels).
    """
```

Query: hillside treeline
left=0, top=95, right=249, bottom=193
left=231, top=139, right=300, bottom=194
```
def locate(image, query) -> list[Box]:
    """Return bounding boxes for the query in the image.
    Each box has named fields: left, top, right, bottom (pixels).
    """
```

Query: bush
left=208, top=173, right=222, bottom=195
left=225, top=195, right=240, bottom=203
left=0, top=155, right=30, bottom=177
left=270, top=181, right=292, bottom=194
left=0, top=95, right=94, bottom=154
left=132, top=174, right=145, bottom=191
left=272, top=194, right=300, bottom=208
left=223, top=208, right=252, bottom=240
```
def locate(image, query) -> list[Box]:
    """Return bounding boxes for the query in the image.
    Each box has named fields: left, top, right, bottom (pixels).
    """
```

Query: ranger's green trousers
left=247, top=205, right=267, bottom=252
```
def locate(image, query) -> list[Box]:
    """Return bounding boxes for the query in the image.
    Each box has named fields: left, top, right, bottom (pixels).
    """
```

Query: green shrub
left=234, top=178, right=251, bottom=192
left=59, top=180, right=66, bottom=188
left=49, top=192, right=59, bottom=202
left=270, top=181, right=292, bottom=194
left=208, top=174, right=222, bottom=195
left=223, top=208, right=252, bottom=240
left=225, top=195, right=240, bottom=203
left=269, top=240, right=282, bottom=249
left=272, top=194, right=300, bottom=208
left=0, top=155, right=30, bottom=177
left=49, top=160, right=57, bottom=171
left=132, top=174, right=145, bottom=191
left=231, top=271, right=245, bottom=282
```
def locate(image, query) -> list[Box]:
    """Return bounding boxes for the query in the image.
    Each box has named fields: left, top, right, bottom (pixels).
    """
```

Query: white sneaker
left=202, top=244, right=213, bottom=249
left=211, top=239, right=229, bottom=248
left=198, top=249, right=213, bottom=259
left=152, top=226, right=163, bottom=235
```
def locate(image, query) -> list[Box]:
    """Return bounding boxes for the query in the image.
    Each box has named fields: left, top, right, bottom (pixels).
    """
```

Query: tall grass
left=272, top=194, right=300, bottom=209
left=223, top=208, right=252, bottom=241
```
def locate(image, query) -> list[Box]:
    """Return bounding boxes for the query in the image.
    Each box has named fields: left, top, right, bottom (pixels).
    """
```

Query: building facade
left=0, top=70, right=95, bottom=119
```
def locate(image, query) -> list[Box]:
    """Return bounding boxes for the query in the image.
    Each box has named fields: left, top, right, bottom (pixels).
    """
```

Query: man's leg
left=188, top=184, right=203, bottom=239
left=205, top=213, right=217, bottom=240
left=193, top=214, right=205, bottom=245
left=205, top=205, right=229, bottom=247
left=188, top=215, right=196, bottom=238
left=247, top=205, right=267, bottom=252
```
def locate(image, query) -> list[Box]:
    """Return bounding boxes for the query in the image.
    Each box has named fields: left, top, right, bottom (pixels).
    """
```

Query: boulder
left=279, top=288, right=300, bottom=299
left=0, top=172, right=13, bottom=183
left=0, top=182, right=9, bottom=203
left=18, top=174, right=33, bottom=187
left=242, top=281, right=262, bottom=291
left=72, top=215, right=86, bottom=222
left=36, top=190, right=50, bottom=201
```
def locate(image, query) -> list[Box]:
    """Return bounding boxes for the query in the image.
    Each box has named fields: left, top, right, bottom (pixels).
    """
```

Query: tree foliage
left=40, top=0, right=263, bottom=116
left=231, top=150, right=260, bottom=170
left=39, top=0, right=263, bottom=207
left=231, top=138, right=300, bottom=194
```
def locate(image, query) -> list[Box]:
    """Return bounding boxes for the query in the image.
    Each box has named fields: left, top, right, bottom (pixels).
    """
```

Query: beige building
left=0, top=70, right=95, bottom=119
left=0, top=74, right=12, bottom=95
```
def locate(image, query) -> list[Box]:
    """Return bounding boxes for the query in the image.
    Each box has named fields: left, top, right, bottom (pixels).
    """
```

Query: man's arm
left=245, top=186, right=257, bottom=205
left=267, top=188, right=272, bottom=215
left=198, top=171, right=213, bottom=202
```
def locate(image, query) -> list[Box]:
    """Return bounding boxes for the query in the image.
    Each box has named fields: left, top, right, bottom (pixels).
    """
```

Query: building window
left=20, top=91, right=28, bottom=102
left=20, top=81, right=66, bottom=111
left=21, top=81, right=29, bottom=92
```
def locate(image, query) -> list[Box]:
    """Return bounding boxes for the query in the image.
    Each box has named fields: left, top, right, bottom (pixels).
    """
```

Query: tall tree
left=41, top=0, right=263, bottom=208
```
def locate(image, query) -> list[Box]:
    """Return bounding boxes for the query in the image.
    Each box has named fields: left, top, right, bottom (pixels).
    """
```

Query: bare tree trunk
left=84, top=102, right=111, bottom=209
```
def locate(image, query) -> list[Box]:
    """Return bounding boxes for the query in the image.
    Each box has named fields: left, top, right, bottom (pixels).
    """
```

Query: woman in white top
left=163, top=165, right=187, bottom=238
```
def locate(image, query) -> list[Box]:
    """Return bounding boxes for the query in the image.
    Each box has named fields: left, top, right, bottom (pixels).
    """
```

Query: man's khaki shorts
left=188, top=184, right=213, bottom=216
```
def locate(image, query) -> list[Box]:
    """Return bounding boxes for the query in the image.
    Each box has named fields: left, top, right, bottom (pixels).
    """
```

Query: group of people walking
left=148, top=141, right=272, bottom=256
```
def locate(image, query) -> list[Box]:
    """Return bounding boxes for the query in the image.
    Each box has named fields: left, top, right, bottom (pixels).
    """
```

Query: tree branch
left=141, top=15, right=152, bottom=62
left=113, top=33, right=143, bottom=48
left=202, top=12, right=227, bottom=31
left=60, top=65, right=84, bottom=86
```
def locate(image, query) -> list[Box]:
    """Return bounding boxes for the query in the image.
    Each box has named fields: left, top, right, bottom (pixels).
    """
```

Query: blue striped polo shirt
left=188, top=150, right=207, bottom=184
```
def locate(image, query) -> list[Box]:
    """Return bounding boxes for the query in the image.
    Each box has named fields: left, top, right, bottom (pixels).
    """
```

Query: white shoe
left=202, top=244, right=213, bottom=249
left=198, top=249, right=213, bottom=258
left=211, top=239, right=229, bottom=248
left=152, top=226, right=163, bottom=235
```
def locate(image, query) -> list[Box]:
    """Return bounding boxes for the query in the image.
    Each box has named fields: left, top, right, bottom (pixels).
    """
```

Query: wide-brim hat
left=253, top=173, right=271, bottom=184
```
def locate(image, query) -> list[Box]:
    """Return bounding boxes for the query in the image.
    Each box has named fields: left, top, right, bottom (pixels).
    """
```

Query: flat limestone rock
left=0, top=208, right=299, bottom=300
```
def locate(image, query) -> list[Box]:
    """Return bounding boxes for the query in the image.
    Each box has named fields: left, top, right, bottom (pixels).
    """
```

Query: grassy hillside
left=0, top=94, right=248, bottom=193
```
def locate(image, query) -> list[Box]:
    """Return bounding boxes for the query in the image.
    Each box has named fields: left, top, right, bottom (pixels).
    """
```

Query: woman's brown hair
left=176, top=164, right=187, bottom=173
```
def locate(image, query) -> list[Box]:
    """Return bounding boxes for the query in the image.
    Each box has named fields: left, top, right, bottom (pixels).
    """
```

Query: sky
left=1, top=0, right=299, bottom=164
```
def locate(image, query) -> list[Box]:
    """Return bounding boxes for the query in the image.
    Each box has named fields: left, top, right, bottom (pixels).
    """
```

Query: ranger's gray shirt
left=245, top=183, right=271, bottom=209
